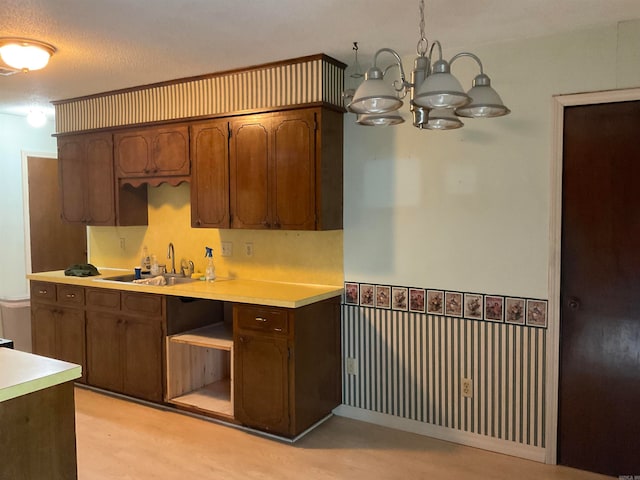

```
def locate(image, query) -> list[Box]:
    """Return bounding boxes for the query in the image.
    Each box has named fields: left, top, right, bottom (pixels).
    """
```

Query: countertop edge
left=0, top=349, right=82, bottom=403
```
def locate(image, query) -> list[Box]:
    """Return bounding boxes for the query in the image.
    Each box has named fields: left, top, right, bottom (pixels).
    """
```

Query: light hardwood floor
left=74, top=387, right=613, bottom=480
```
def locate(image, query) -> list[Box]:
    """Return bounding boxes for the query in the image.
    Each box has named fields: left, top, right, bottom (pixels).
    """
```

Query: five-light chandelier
left=344, top=0, right=510, bottom=129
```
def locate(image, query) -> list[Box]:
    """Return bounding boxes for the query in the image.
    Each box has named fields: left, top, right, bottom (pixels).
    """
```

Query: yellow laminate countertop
left=27, top=269, right=343, bottom=308
left=0, top=348, right=81, bottom=402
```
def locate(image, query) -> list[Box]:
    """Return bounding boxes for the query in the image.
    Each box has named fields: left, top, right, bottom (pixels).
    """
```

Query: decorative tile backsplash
left=344, top=282, right=548, bottom=328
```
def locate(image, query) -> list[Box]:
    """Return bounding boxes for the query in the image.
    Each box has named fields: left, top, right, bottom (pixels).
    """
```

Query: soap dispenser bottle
left=205, top=247, right=216, bottom=282
left=141, top=245, right=151, bottom=272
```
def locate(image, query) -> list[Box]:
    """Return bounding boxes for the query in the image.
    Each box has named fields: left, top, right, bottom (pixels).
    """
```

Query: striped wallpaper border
left=341, top=305, right=547, bottom=448
left=54, top=54, right=345, bottom=134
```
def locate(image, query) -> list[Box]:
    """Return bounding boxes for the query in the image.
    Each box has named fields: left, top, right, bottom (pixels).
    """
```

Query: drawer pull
left=274, top=328, right=283, bottom=332
left=38, top=289, right=48, bottom=295
left=255, top=317, right=268, bottom=323
left=66, top=293, right=75, bottom=298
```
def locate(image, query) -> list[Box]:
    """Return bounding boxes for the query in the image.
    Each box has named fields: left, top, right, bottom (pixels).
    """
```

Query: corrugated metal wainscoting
left=341, top=305, right=546, bottom=452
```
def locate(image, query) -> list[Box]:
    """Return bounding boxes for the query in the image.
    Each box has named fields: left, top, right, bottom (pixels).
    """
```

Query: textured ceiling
left=2, top=0, right=640, bottom=120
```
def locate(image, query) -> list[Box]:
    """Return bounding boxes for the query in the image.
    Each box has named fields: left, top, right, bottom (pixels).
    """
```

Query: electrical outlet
left=346, top=357, right=358, bottom=375
left=221, top=242, right=233, bottom=257
left=462, top=378, right=473, bottom=398
left=244, top=242, right=253, bottom=257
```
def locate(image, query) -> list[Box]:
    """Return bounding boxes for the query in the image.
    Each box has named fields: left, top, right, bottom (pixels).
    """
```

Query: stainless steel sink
left=100, top=273, right=197, bottom=286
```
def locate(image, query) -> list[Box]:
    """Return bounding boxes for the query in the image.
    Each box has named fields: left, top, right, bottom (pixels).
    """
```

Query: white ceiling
left=2, top=0, right=640, bottom=120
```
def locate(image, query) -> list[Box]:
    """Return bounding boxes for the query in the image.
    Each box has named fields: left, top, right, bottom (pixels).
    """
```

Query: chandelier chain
left=417, top=0, right=428, bottom=56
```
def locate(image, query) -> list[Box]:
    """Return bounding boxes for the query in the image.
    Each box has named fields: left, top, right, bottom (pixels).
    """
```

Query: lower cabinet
left=31, top=282, right=86, bottom=383
left=233, top=297, right=341, bottom=438
left=86, top=312, right=164, bottom=402
left=85, top=289, right=165, bottom=403
left=234, top=333, right=290, bottom=435
left=30, top=279, right=341, bottom=439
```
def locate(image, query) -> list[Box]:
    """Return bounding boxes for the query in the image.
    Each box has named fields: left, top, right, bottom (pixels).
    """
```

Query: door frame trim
left=546, top=87, right=640, bottom=464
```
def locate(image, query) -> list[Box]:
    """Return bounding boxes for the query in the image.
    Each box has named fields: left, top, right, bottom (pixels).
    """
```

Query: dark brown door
left=560, top=100, right=640, bottom=476
left=27, top=155, right=86, bottom=272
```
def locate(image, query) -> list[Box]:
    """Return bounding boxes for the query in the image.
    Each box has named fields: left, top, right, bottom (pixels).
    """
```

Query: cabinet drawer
left=122, top=292, right=163, bottom=317
left=30, top=281, right=56, bottom=302
left=235, top=305, right=289, bottom=335
left=86, top=288, right=120, bottom=311
left=57, top=284, right=85, bottom=306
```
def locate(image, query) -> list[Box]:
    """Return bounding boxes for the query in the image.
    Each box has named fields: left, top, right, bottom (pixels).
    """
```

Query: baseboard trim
left=333, top=404, right=546, bottom=463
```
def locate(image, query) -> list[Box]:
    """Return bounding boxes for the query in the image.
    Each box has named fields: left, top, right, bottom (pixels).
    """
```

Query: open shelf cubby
left=166, top=323, right=233, bottom=418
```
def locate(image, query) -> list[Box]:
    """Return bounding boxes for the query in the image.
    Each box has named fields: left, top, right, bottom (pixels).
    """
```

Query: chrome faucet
left=167, top=242, right=176, bottom=274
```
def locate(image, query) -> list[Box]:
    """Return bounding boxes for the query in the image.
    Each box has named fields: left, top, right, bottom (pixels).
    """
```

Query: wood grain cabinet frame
left=233, top=296, right=341, bottom=438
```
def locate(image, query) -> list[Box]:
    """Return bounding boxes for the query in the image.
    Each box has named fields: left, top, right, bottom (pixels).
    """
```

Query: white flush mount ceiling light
left=27, top=110, right=47, bottom=127
left=346, top=0, right=510, bottom=130
left=0, top=38, right=56, bottom=72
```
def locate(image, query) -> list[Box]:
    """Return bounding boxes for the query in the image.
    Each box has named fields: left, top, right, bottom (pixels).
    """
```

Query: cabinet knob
left=255, top=317, right=268, bottom=323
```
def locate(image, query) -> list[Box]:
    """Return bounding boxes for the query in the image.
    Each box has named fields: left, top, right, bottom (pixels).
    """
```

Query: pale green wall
left=343, top=20, right=640, bottom=299
left=0, top=114, right=56, bottom=300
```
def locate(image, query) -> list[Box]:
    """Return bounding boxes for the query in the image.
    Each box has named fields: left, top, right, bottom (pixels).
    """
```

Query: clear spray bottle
left=205, top=247, right=216, bottom=282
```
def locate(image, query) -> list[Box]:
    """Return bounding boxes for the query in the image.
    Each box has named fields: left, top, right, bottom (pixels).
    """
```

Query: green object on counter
left=64, top=263, right=100, bottom=277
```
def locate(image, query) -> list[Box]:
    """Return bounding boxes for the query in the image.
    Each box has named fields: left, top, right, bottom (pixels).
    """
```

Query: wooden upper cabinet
left=230, top=115, right=271, bottom=229
left=190, top=120, right=230, bottom=228
left=114, top=124, right=190, bottom=179
left=58, top=132, right=115, bottom=226
left=272, top=110, right=316, bottom=230
left=228, top=107, right=342, bottom=231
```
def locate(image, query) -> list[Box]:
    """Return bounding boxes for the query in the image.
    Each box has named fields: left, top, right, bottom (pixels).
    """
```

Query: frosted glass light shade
left=357, top=113, right=405, bottom=126
left=425, top=108, right=463, bottom=130
left=455, top=74, right=510, bottom=118
left=0, top=38, right=55, bottom=71
left=350, top=66, right=403, bottom=114
left=414, top=71, right=470, bottom=109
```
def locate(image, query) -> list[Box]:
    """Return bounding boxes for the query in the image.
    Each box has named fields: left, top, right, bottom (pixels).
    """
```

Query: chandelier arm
left=428, top=40, right=443, bottom=62
left=373, top=48, right=410, bottom=89
left=449, top=52, right=484, bottom=75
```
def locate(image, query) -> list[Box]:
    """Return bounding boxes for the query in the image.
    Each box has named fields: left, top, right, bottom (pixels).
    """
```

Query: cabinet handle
left=255, top=317, right=268, bottom=323
left=274, top=328, right=283, bottom=332
left=66, top=293, right=75, bottom=299
left=38, top=289, right=48, bottom=295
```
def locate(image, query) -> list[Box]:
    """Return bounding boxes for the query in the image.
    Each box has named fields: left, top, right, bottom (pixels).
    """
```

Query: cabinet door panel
left=230, top=118, right=270, bottom=228
left=191, top=121, right=230, bottom=227
left=153, top=127, right=190, bottom=175
left=115, top=134, right=150, bottom=176
left=234, top=334, right=289, bottom=435
left=56, top=307, right=86, bottom=382
left=31, top=305, right=57, bottom=359
left=86, top=312, right=123, bottom=392
left=58, top=138, right=86, bottom=223
left=123, top=316, right=163, bottom=402
left=272, top=112, right=316, bottom=230
left=85, top=135, right=115, bottom=225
